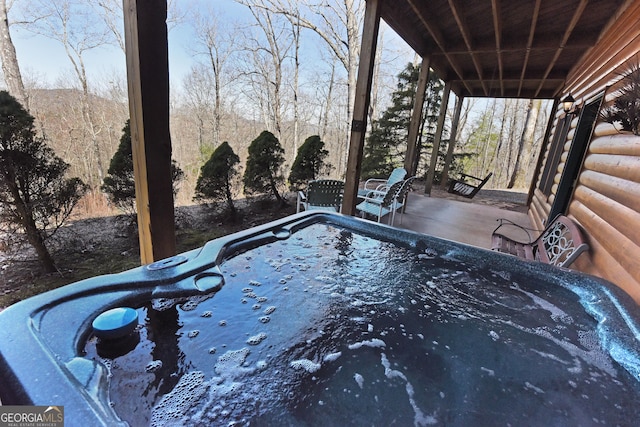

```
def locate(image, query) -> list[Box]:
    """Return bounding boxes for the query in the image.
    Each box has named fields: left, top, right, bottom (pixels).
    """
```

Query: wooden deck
left=391, top=190, right=533, bottom=249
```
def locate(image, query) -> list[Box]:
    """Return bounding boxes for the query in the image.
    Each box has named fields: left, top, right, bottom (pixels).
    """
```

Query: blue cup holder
left=92, top=307, right=139, bottom=340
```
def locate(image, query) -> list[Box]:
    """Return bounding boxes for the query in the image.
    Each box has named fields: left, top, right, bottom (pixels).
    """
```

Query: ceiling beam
left=491, top=0, right=504, bottom=96
left=456, top=68, right=567, bottom=81
left=449, top=0, right=488, bottom=95
left=443, top=37, right=596, bottom=54
left=406, top=0, right=474, bottom=95
left=519, top=0, right=542, bottom=97
left=535, top=0, right=589, bottom=97
left=378, top=0, right=626, bottom=100
left=451, top=76, right=565, bottom=84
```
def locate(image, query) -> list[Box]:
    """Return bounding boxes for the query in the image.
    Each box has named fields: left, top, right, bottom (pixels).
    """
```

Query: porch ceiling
left=380, top=0, right=627, bottom=99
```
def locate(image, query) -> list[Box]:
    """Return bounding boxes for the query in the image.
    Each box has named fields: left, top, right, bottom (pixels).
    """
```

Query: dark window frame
left=539, top=114, right=572, bottom=197
left=548, top=92, right=605, bottom=221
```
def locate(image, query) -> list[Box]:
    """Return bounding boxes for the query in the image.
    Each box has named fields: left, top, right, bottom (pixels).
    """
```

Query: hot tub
left=1, top=211, right=639, bottom=426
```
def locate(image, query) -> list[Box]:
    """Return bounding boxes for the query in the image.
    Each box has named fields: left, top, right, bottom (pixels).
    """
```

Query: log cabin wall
left=529, top=1, right=640, bottom=304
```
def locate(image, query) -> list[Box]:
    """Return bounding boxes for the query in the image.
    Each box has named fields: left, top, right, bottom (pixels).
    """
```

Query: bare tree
left=22, top=0, right=112, bottom=188
left=285, top=1, right=301, bottom=160
left=93, top=0, right=185, bottom=53
left=321, top=62, right=337, bottom=137
left=91, top=0, right=125, bottom=52
left=490, top=100, right=509, bottom=184
left=508, top=99, right=540, bottom=188
left=188, top=6, right=238, bottom=149
left=237, top=0, right=293, bottom=144
left=478, top=98, right=497, bottom=177
left=0, top=0, right=28, bottom=109
left=182, top=64, right=216, bottom=152
left=247, top=0, right=365, bottom=175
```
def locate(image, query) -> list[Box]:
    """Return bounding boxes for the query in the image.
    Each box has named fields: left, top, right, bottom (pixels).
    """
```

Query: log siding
left=529, top=3, right=640, bottom=304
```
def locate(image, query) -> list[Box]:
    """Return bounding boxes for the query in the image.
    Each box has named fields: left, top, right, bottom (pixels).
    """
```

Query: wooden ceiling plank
left=406, top=0, right=474, bottom=95
left=452, top=75, right=566, bottom=83
left=406, top=0, right=447, bottom=52
left=379, top=0, right=627, bottom=99
left=535, top=0, right=588, bottom=97
left=449, top=0, right=489, bottom=95
left=491, top=0, right=504, bottom=96
left=519, top=0, right=542, bottom=97
left=445, top=41, right=594, bottom=55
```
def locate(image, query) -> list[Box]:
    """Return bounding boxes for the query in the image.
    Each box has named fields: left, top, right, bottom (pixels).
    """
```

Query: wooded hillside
left=1, top=0, right=551, bottom=216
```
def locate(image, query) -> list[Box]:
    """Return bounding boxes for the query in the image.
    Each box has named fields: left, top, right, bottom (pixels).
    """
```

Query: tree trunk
left=504, top=100, right=519, bottom=185
left=322, top=62, right=336, bottom=137
left=508, top=99, right=540, bottom=188
left=368, top=27, right=383, bottom=126
left=81, top=84, right=105, bottom=188
left=0, top=0, right=28, bottom=109
left=342, top=0, right=360, bottom=176
left=7, top=181, right=56, bottom=272
left=292, top=9, right=300, bottom=162
left=25, top=218, right=57, bottom=273
left=479, top=98, right=497, bottom=176
left=491, top=103, right=506, bottom=184
left=270, top=176, right=286, bottom=206
left=214, top=58, right=221, bottom=147
left=225, top=178, right=236, bottom=215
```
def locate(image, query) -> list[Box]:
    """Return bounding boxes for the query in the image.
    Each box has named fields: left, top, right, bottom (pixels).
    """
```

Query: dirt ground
left=0, top=197, right=298, bottom=309
left=0, top=186, right=527, bottom=309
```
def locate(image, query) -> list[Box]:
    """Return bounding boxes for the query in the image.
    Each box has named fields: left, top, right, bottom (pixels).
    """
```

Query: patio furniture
left=358, top=167, right=406, bottom=198
left=296, top=179, right=344, bottom=213
left=491, top=214, right=589, bottom=268
left=448, top=172, right=493, bottom=198
left=390, top=176, right=417, bottom=225
left=356, top=179, right=405, bottom=225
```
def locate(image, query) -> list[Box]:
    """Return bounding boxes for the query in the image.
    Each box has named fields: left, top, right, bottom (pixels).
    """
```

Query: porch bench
left=491, top=214, right=589, bottom=268
left=448, top=172, right=492, bottom=198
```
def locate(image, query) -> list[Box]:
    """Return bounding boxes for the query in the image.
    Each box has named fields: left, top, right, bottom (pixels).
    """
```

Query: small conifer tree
left=362, top=62, right=447, bottom=179
left=288, top=135, right=331, bottom=191
left=361, top=124, right=395, bottom=179
left=102, top=120, right=184, bottom=214
left=0, top=91, right=87, bottom=272
left=194, top=141, right=240, bottom=215
left=243, top=130, right=287, bottom=205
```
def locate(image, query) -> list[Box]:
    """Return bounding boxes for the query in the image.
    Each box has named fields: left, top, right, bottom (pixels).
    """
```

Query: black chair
left=296, top=179, right=344, bottom=213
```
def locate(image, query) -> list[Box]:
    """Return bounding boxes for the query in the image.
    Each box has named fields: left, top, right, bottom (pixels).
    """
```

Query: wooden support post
left=123, top=0, right=176, bottom=264
left=440, top=94, right=463, bottom=187
left=341, top=0, right=381, bottom=216
left=424, top=81, right=451, bottom=195
left=404, top=56, right=431, bottom=177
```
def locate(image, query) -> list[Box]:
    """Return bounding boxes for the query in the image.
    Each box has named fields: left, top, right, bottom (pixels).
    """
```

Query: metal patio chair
left=491, top=214, right=589, bottom=268
left=389, top=176, right=417, bottom=225
left=356, top=179, right=405, bottom=225
left=296, top=179, right=344, bottom=213
left=358, top=167, right=407, bottom=198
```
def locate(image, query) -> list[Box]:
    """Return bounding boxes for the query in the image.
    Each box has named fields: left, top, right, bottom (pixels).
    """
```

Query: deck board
left=395, top=191, right=533, bottom=249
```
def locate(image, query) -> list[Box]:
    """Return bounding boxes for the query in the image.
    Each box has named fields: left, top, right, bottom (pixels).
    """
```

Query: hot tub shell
left=1, top=211, right=639, bottom=425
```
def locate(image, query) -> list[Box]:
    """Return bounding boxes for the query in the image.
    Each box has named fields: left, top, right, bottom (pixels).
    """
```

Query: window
left=539, top=114, right=572, bottom=197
